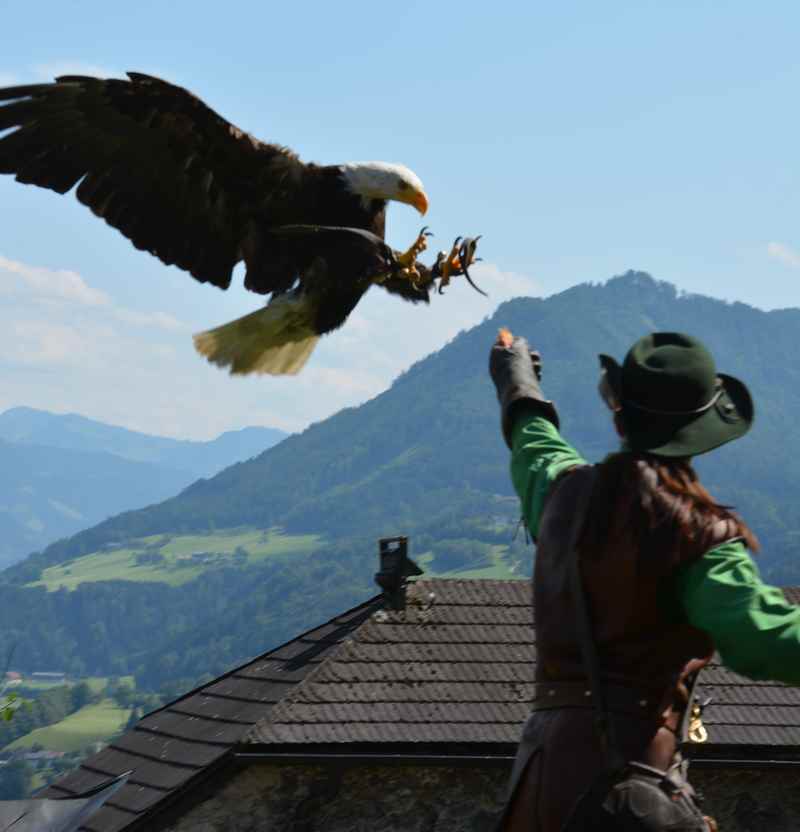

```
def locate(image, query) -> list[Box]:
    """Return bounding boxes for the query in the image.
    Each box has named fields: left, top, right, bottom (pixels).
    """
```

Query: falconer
left=489, top=331, right=800, bottom=831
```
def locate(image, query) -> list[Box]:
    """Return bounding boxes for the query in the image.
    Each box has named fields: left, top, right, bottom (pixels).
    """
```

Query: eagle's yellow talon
left=396, top=228, right=430, bottom=275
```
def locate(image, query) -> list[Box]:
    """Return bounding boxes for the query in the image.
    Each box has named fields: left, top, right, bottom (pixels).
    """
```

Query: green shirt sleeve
left=509, top=409, right=586, bottom=539
left=675, top=539, right=800, bottom=684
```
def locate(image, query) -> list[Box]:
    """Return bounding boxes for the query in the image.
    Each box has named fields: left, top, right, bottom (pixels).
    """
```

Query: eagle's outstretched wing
left=0, top=72, right=306, bottom=290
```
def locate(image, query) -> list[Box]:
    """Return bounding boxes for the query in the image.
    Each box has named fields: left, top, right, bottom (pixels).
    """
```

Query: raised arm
left=489, top=333, right=586, bottom=538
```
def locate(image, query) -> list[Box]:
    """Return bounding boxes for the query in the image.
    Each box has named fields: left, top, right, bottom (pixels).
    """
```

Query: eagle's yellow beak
left=411, top=189, right=429, bottom=216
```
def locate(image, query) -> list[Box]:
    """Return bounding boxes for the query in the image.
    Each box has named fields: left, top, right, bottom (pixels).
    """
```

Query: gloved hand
left=489, top=333, right=559, bottom=448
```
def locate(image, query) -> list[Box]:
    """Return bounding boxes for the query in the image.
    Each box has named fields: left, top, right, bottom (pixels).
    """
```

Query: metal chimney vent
left=374, top=536, right=423, bottom=611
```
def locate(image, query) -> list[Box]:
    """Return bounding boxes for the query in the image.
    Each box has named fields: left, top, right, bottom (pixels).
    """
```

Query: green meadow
left=16, top=675, right=132, bottom=693
left=420, top=545, right=525, bottom=581
left=6, top=700, right=131, bottom=752
left=29, top=528, right=321, bottom=591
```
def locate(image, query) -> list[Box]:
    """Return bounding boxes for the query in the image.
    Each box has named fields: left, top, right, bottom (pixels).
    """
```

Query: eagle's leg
left=394, top=227, right=432, bottom=285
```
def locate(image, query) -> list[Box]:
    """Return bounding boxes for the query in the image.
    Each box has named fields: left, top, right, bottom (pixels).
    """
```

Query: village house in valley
left=42, top=579, right=800, bottom=832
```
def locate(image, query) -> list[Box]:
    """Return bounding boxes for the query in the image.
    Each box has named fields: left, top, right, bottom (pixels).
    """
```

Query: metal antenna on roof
left=374, top=536, right=423, bottom=611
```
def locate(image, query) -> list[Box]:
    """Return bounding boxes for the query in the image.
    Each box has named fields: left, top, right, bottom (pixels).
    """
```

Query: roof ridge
left=145, top=594, right=384, bottom=718
left=244, top=607, right=384, bottom=740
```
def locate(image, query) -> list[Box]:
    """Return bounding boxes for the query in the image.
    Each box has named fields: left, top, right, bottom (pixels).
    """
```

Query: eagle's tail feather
left=193, top=295, right=320, bottom=376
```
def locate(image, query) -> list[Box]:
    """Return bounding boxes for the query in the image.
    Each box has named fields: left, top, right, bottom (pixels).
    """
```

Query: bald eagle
left=0, top=72, right=480, bottom=375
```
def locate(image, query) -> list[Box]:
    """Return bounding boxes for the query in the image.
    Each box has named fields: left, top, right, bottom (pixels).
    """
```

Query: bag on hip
left=563, top=761, right=716, bottom=832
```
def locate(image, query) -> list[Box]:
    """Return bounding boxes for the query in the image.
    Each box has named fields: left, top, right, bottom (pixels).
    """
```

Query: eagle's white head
left=340, top=161, right=428, bottom=215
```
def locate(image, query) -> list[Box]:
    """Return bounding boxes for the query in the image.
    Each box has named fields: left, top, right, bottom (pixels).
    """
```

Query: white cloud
left=0, top=255, right=110, bottom=307
left=0, top=255, right=188, bottom=334
left=767, top=241, right=800, bottom=269
left=7, top=320, right=98, bottom=368
left=111, top=308, right=187, bottom=333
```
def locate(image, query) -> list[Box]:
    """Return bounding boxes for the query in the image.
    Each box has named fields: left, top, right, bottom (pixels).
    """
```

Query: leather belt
left=532, top=681, right=667, bottom=720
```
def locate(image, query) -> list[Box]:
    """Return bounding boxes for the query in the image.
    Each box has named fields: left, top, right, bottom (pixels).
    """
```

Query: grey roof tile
left=258, top=720, right=523, bottom=744
left=704, top=724, right=800, bottom=745
left=697, top=684, right=800, bottom=707
left=406, top=579, right=529, bottom=606
left=196, top=676, right=290, bottom=704
left=136, top=711, right=248, bottom=745
left=321, top=660, right=534, bottom=683
left=269, top=701, right=527, bottom=725
left=233, top=660, right=323, bottom=683
left=296, top=681, right=535, bottom=704
left=111, top=731, right=226, bottom=768
left=84, top=747, right=198, bottom=789
left=404, top=605, right=533, bottom=625
left=90, top=782, right=170, bottom=815
left=355, top=623, right=532, bottom=644
left=168, top=692, right=288, bottom=723
left=704, top=705, right=800, bottom=727
left=784, top=588, right=800, bottom=604
left=333, top=639, right=534, bottom=665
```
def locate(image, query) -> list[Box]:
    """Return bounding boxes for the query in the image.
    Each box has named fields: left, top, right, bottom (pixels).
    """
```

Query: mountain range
left=3, top=271, right=799, bottom=690
left=0, top=408, right=286, bottom=568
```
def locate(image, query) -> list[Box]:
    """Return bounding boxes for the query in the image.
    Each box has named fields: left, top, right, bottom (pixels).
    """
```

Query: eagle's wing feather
left=0, top=73, right=307, bottom=290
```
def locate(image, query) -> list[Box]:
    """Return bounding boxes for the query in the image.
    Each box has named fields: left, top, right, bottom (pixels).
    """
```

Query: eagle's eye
left=397, top=180, right=409, bottom=191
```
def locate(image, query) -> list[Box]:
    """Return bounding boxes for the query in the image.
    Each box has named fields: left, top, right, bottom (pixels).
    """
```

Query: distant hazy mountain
left=0, top=407, right=287, bottom=477
left=0, top=410, right=287, bottom=568
left=0, top=440, right=190, bottom=569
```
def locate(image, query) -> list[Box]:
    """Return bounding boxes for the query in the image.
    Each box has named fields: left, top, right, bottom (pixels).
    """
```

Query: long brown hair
left=578, top=452, right=758, bottom=571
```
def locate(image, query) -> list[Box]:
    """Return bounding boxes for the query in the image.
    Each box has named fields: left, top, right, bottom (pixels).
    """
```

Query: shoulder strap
left=566, top=467, right=626, bottom=774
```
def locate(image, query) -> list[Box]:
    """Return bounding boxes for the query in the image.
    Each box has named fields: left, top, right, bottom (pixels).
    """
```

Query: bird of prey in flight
left=0, top=73, right=482, bottom=374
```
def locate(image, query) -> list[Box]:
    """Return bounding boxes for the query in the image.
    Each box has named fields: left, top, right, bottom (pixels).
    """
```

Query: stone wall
left=692, top=767, right=800, bottom=831
left=163, top=762, right=509, bottom=832
left=163, top=760, right=800, bottom=831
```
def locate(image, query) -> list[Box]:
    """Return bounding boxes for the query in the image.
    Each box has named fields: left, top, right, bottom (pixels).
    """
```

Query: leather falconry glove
left=489, top=332, right=560, bottom=448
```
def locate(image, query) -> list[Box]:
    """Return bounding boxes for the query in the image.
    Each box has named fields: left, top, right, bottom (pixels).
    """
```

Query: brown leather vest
left=534, top=464, right=736, bottom=702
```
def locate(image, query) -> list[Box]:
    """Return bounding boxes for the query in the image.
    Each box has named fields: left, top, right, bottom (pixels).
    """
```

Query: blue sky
left=1, top=1, right=800, bottom=437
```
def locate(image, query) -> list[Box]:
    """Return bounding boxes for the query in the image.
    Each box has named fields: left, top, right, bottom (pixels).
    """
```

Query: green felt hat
left=598, top=332, right=754, bottom=458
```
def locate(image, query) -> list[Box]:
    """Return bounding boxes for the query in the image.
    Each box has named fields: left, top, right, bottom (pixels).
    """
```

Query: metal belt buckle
left=688, top=700, right=709, bottom=744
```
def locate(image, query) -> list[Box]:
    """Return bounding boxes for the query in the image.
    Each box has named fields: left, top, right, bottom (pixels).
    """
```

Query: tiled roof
left=44, top=578, right=800, bottom=831
left=696, top=662, right=800, bottom=748
left=38, top=597, right=383, bottom=832
left=248, top=579, right=532, bottom=746
left=247, top=579, right=800, bottom=754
